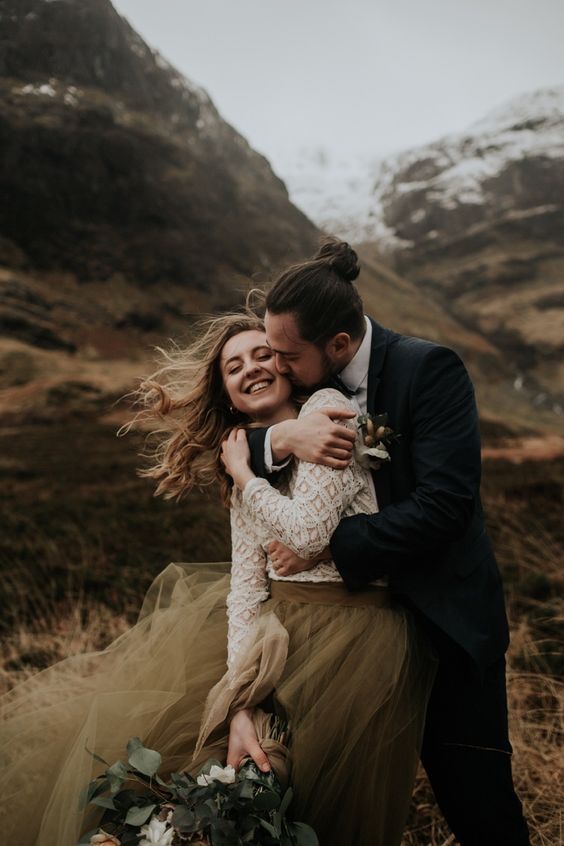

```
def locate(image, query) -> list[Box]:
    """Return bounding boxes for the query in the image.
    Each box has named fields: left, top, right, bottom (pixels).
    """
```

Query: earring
left=229, top=405, right=235, bottom=414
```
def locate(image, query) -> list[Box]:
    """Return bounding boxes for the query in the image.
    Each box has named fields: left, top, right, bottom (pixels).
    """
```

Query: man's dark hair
left=266, top=237, right=365, bottom=345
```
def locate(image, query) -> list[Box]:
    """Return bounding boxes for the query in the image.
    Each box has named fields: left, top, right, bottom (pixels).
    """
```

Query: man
left=245, top=238, right=530, bottom=845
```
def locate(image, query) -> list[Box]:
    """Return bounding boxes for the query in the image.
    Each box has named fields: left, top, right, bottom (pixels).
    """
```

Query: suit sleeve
left=247, top=427, right=269, bottom=479
left=330, top=346, right=481, bottom=588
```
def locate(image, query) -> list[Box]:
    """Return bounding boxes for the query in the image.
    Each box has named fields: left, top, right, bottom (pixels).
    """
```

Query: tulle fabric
left=0, top=564, right=436, bottom=846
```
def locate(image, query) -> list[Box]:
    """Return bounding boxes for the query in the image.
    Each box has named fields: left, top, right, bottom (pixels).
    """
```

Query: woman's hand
left=221, top=428, right=255, bottom=490
left=268, top=540, right=330, bottom=576
left=227, top=708, right=271, bottom=773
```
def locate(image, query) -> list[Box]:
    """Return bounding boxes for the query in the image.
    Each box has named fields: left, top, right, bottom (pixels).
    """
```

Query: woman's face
left=220, top=329, right=293, bottom=420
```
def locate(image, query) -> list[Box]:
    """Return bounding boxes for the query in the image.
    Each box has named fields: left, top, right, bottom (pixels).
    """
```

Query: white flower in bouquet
left=196, top=763, right=236, bottom=785
left=138, top=815, right=174, bottom=846
left=90, top=832, right=121, bottom=846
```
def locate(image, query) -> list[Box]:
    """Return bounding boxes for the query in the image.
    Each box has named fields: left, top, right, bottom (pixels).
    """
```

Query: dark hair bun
left=315, top=237, right=360, bottom=283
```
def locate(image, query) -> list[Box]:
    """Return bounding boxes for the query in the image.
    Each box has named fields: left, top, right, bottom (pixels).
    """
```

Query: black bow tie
left=326, top=374, right=358, bottom=398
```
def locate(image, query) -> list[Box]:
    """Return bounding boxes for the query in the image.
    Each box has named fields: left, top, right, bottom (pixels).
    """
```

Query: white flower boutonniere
left=356, top=413, right=401, bottom=470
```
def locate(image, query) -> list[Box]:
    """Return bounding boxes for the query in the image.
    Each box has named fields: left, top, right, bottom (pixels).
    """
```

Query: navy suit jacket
left=247, top=318, right=509, bottom=673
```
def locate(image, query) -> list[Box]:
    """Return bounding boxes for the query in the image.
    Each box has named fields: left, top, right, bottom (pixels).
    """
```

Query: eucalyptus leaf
left=279, top=787, right=293, bottom=817
left=253, top=790, right=280, bottom=811
left=78, top=777, right=108, bottom=810
left=171, top=805, right=198, bottom=833
left=124, top=803, right=156, bottom=826
left=259, top=819, right=278, bottom=836
left=91, top=795, right=117, bottom=810
left=107, top=760, right=129, bottom=793
left=126, top=737, right=162, bottom=776
left=76, top=827, right=100, bottom=845
left=289, top=821, right=319, bottom=846
left=84, top=743, right=110, bottom=767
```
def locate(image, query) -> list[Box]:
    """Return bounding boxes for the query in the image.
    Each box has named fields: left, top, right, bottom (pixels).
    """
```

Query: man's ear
left=327, top=332, right=353, bottom=360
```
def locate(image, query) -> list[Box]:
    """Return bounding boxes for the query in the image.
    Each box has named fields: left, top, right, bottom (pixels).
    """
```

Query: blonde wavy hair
left=119, top=308, right=268, bottom=507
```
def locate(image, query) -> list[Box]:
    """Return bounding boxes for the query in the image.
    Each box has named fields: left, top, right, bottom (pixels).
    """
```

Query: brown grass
left=0, top=420, right=561, bottom=845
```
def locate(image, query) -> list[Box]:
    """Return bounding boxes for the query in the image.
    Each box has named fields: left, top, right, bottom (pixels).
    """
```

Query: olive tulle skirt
left=0, top=564, right=436, bottom=846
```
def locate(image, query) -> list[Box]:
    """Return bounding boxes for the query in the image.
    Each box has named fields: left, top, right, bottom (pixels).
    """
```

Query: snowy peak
left=470, top=86, right=564, bottom=134
left=372, top=86, right=564, bottom=250
left=367, top=86, right=564, bottom=416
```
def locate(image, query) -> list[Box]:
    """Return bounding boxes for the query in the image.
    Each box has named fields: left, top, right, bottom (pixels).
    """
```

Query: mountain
left=279, top=90, right=564, bottom=425
left=365, top=88, right=564, bottom=420
left=0, top=0, right=318, bottom=359
left=0, top=4, right=556, bottom=437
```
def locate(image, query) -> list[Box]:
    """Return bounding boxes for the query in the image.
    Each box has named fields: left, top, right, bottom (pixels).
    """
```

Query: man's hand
left=268, top=540, right=331, bottom=576
left=270, top=409, right=356, bottom=468
left=227, top=708, right=271, bottom=772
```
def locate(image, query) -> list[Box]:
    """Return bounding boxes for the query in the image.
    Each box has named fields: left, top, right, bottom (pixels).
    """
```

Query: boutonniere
left=356, top=412, right=401, bottom=470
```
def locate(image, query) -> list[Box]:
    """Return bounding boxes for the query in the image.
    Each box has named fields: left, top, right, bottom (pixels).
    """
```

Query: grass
left=0, top=419, right=562, bottom=844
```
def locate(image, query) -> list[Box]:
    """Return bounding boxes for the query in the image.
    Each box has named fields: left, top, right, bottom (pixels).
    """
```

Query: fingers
left=330, top=428, right=357, bottom=445
left=326, top=447, right=354, bottom=460
left=226, top=745, right=270, bottom=773
left=320, top=407, right=356, bottom=420
left=324, top=456, right=351, bottom=469
left=249, top=741, right=271, bottom=772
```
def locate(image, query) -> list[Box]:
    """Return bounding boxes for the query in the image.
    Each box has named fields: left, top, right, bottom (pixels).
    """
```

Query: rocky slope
left=0, top=3, right=554, bottom=436
left=369, top=88, right=564, bottom=415
left=0, top=0, right=318, bottom=357
left=277, top=90, right=564, bottom=424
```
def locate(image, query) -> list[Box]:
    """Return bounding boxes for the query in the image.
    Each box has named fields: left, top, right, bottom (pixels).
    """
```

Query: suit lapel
left=366, top=318, right=392, bottom=508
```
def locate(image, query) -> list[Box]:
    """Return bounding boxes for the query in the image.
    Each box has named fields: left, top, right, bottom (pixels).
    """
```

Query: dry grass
left=1, top=589, right=561, bottom=845
left=402, top=625, right=563, bottom=846
left=0, top=421, right=561, bottom=845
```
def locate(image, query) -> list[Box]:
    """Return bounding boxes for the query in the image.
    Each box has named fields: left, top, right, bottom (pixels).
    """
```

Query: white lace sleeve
left=242, top=389, right=363, bottom=558
left=226, top=490, right=270, bottom=670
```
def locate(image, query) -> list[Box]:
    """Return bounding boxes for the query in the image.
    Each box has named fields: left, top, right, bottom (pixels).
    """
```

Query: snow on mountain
left=274, top=87, right=564, bottom=250
left=371, top=86, right=564, bottom=250
left=270, top=147, right=389, bottom=244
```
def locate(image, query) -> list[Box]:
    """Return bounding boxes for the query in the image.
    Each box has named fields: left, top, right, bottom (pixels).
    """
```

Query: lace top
left=226, top=388, right=381, bottom=668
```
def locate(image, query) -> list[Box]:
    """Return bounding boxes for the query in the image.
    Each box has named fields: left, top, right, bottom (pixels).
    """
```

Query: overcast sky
left=113, top=0, right=564, bottom=167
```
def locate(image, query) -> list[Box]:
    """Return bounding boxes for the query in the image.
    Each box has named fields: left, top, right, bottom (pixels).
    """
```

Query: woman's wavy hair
left=119, top=306, right=266, bottom=507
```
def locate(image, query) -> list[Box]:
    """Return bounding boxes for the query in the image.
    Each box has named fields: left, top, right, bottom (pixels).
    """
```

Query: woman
left=0, top=307, right=434, bottom=845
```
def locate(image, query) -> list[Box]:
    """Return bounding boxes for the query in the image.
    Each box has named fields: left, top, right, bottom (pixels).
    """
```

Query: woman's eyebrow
left=223, top=346, right=270, bottom=367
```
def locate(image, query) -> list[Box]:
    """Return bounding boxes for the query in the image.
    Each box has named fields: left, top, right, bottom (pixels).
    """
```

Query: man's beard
left=292, top=351, right=339, bottom=394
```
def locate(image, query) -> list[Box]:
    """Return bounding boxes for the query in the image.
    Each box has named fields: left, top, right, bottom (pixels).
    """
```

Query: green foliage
left=82, top=737, right=318, bottom=846
left=127, top=736, right=162, bottom=776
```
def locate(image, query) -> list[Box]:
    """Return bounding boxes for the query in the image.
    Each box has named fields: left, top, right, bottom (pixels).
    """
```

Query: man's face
left=264, top=311, right=334, bottom=389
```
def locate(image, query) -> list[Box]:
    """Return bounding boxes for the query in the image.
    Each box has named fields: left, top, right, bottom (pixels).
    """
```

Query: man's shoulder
left=373, top=319, right=452, bottom=363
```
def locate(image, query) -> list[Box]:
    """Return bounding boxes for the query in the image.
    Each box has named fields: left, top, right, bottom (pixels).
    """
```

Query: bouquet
left=78, top=712, right=317, bottom=846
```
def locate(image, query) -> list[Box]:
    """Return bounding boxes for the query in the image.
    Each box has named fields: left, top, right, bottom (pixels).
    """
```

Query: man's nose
left=275, top=353, right=289, bottom=374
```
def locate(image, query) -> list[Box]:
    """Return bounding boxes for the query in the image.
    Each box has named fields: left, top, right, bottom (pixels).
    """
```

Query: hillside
left=0, top=2, right=557, bottom=439
left=0, top=0, right=317, bottom=357
left=277, top=90, right=564, bottom=431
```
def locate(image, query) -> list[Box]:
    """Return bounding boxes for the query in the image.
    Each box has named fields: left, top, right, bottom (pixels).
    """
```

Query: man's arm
left=247, top=427, right=270, bottom=479
left=246, top=408, right=357, bottom=479
left=330, top=346, right=481, bottom=589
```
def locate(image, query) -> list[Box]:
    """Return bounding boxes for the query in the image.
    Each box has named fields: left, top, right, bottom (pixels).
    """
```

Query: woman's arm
left=226, top=493, right=270, bottom=671
left=241, top=390, right=364, bottom=559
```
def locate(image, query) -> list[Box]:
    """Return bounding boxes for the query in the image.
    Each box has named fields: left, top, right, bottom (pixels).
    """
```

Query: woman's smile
left=220, top=329, right=296, bottom=424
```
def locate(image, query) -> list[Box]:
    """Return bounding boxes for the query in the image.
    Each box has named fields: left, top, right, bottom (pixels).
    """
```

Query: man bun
left=315, top=236, right=360, bottom=283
